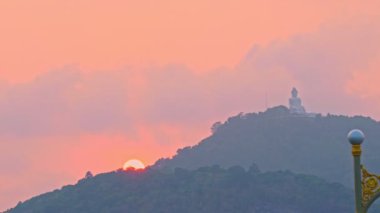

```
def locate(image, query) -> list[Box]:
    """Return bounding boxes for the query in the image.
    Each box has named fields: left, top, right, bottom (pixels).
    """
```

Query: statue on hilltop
left=289, top=88, right=306, bottom=114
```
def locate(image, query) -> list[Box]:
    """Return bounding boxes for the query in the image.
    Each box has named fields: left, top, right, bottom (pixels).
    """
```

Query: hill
left=7, top=166, right=353, bottom=213
left=153, top=106, right=380, bottom=187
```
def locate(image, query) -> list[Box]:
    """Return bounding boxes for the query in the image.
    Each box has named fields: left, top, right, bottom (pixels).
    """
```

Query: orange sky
left=1, top=0, right=380, bottom=210
left=1, top=0, right=377, bottom=82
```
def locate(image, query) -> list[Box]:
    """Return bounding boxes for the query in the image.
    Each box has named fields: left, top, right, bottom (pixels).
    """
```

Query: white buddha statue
left=289, top=88, right=306, bottom=114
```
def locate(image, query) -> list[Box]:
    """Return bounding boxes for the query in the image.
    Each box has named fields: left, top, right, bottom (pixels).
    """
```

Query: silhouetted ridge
left=8, top=166, right=353, bottom=213
left=153, top=105, right=380, bottom=187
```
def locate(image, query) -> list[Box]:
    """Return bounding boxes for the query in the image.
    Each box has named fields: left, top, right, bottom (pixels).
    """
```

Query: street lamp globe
left=348, top=129, right=365, bottom=145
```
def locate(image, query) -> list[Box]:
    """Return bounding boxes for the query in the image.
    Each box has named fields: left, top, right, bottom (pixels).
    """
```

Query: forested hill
left=7, top=166, right=353, bottom=213
left=153, top=106, right=380, bottom=187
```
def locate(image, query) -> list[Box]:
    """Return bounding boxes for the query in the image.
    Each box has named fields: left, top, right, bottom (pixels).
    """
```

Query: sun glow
left=123, top=159, right=145, bottom=170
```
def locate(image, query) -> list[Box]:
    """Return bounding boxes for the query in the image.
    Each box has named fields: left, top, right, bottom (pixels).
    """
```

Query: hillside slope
left=8, top=166, right=353, bottom=213
left=154, top=106, right=380, bottom=186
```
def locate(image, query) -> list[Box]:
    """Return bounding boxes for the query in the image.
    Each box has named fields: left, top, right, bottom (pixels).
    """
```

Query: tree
left=211, top=121, right=222, bottom=134
left=85, top=171, right=93, bottom=179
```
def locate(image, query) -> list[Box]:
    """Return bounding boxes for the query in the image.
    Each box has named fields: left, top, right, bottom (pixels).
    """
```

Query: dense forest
left=7, top=166, right=354, bottom=213
left=154, top=106, right=380, bottom=187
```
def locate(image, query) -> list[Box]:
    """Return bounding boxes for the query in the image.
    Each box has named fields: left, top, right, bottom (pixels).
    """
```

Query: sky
left=1, top=0, right=380, bottom=210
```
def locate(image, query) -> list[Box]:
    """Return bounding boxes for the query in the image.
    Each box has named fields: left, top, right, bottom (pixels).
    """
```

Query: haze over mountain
left=154, top=105, right=380, bottom=187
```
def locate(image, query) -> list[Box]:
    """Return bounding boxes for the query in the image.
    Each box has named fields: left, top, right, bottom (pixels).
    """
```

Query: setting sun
left=123, top=159, right=145, bottom=170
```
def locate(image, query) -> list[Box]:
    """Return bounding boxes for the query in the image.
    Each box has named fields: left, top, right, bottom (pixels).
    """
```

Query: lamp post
left=348, top=129, right=365, bottom=213
left=348, top=129, right=380, bottom=213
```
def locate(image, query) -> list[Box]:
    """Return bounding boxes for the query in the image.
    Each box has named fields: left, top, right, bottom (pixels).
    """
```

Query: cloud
left=1, top=20, right=380, bottom=139
left=0, top=68, right=130, bottom=138
left=134, top=21, right=380, bottom=127
left=238, top=20, right=380, bottom=115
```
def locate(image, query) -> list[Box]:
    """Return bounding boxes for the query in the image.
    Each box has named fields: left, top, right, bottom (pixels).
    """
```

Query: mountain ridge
left=7, top=165, right=354, bottom=213
left=8, top=105, right=380, bottom=212
left=153, top=105, right=380, bottom=187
